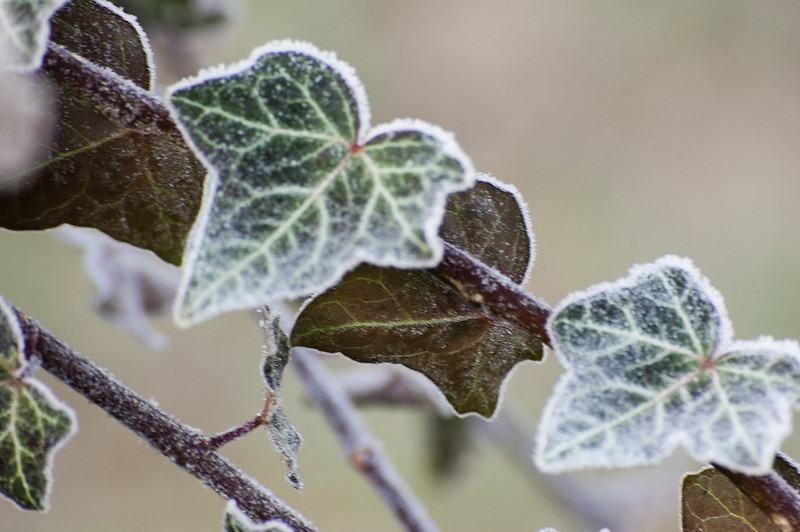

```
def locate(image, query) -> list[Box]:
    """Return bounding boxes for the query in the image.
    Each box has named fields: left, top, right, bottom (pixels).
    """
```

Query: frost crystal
left=536, top=255, right=800, bottom=475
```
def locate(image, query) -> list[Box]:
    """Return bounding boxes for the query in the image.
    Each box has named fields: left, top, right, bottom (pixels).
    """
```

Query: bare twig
left=14, top=308, right=317, bottom=531
left=291, top=347, right=440, bottom=532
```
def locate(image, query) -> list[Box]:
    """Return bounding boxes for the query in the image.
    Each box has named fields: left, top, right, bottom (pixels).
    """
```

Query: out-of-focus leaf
left=0, top=47, right=52, bottom=178
left=0, top=0, right=68, bottom=71
left=57, top=226, right=179, bottom=348
left=536, top=255, right=800, bottom=475
left=114, top=0, right=232, bottom=30
left=681, top=466, right=785, bottom=531
left=0, top=0, right=204, bottom=265
left=260, top=310, right=303, bottom=491
left=425, top=413, right=472, bottom=479
left=168, top=40, right=474, bottom=326
left=292, top=175, right=544, bottom=418
left=0, top=295, right=76, bottom=511
left=223, top=500, right=293, bottom=532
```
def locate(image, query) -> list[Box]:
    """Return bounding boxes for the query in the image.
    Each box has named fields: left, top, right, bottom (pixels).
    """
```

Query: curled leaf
left=260, top=310, right=303, bottom=491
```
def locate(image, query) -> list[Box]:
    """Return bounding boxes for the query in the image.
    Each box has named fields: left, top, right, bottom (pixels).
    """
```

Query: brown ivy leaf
left=0, top=0, right=203, bottom=265
left=292, top=175, right=544, bottom=418
left=439, top=175, right=532, bottom=283
left=681, top=460, right=800, bottom=532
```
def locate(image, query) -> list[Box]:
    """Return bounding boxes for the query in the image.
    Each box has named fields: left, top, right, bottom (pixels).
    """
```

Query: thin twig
left=14, top=308, right=317, bottom=532
left=291, top=347, right=440, bottom=532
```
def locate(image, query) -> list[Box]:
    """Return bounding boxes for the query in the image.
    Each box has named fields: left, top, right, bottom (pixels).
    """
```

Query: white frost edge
left=0, top=295, right=23, bottom=363
left=167, top=39, right=371, bottom=139
left=0, top=295, right=78, bottom=512
left=545, top=254, right=733, bottom=370
left=474, top=172, right=536, bottom=284
left=91, top=0, right=156, bottom=90
left=357, top=116, right=476, bottom=272
left=535, top=337, right=800, bottom=475
left=536, top=256, right=800, bottom=475
left=0, top=0, right=68, bottom=72
left=169, top=40, right=373, bottom=328
left=169, top=42, right=475, bottom=327
left=224, top=500, right=293, bottom=532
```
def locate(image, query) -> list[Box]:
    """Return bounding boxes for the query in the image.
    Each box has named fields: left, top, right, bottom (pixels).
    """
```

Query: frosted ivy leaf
left=169, top=39, right=474, bottom=326
left=535, top=255, right=800, bottom=475
left=0, top=295, right=77, bottom=510
left=223, top=500, right=292, bottom=532
left=0, top=0, right=68, bottom=71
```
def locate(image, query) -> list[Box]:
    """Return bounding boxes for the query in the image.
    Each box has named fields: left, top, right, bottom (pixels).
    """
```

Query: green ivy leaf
left=0, top=0, right=68, bottom=71
left=259, top=310, right=303, bottom=491
left=0, top=295, right=76, bottom=510
left=536, top=255, right=800, bottom=475
left=168, top=40, right=474, bottom=326
left=0, top=0, right=205, bottom=265
left=223, top=500, right=292, bottom=532
left=681, top=465, right=785, bottom=531
left=292, top=176, right=543, bottom=418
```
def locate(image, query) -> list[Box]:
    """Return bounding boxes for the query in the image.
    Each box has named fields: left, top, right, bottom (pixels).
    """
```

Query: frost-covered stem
left=41, top=42, right=186, bottom=145
left=291, top=347, right=440, bottom=532
left=436, top=243, right=551, bottom=345
left=713, top=456, right=800, bottom=530
left=206, top=412, right=266, bottom=450
left=14, top=309, right=317, bottom=532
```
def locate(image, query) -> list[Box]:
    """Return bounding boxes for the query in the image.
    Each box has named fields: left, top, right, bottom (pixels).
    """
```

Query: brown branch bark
left=41, top=42, right=186, bottom=145
left=14, top=308, right=317, bottom=531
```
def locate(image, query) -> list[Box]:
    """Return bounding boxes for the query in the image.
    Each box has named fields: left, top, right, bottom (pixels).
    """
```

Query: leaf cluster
left=1, top=1, right=800, bottom=531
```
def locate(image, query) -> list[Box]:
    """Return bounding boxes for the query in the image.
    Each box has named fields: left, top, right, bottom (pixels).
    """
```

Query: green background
left=3, top=1, right=800, bottom=530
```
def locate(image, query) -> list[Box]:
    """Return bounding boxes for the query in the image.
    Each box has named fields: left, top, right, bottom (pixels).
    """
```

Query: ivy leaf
left=0, top=0, right=205, bottom=265
left=535, top=255, right=800, bottom=475
left=0, top=0, right=68, bottom=71
left=0, top=295, right=77, bottom=510
left=292, top=175, right=544, bottom=418
left=223, top=500, right=292, bottom=532
left=168, top=39, right=474, bottom=326
left=259, top=310, right=303, bottom=491
left=686, top=454, right=800, bottom=531
left=439, top=173, right=533, bottom=284
left=681, top=465, right=788, bottom=531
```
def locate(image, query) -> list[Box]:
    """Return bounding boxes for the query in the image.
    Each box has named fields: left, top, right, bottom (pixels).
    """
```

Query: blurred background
left=3, top=0, right=800, bottom=530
